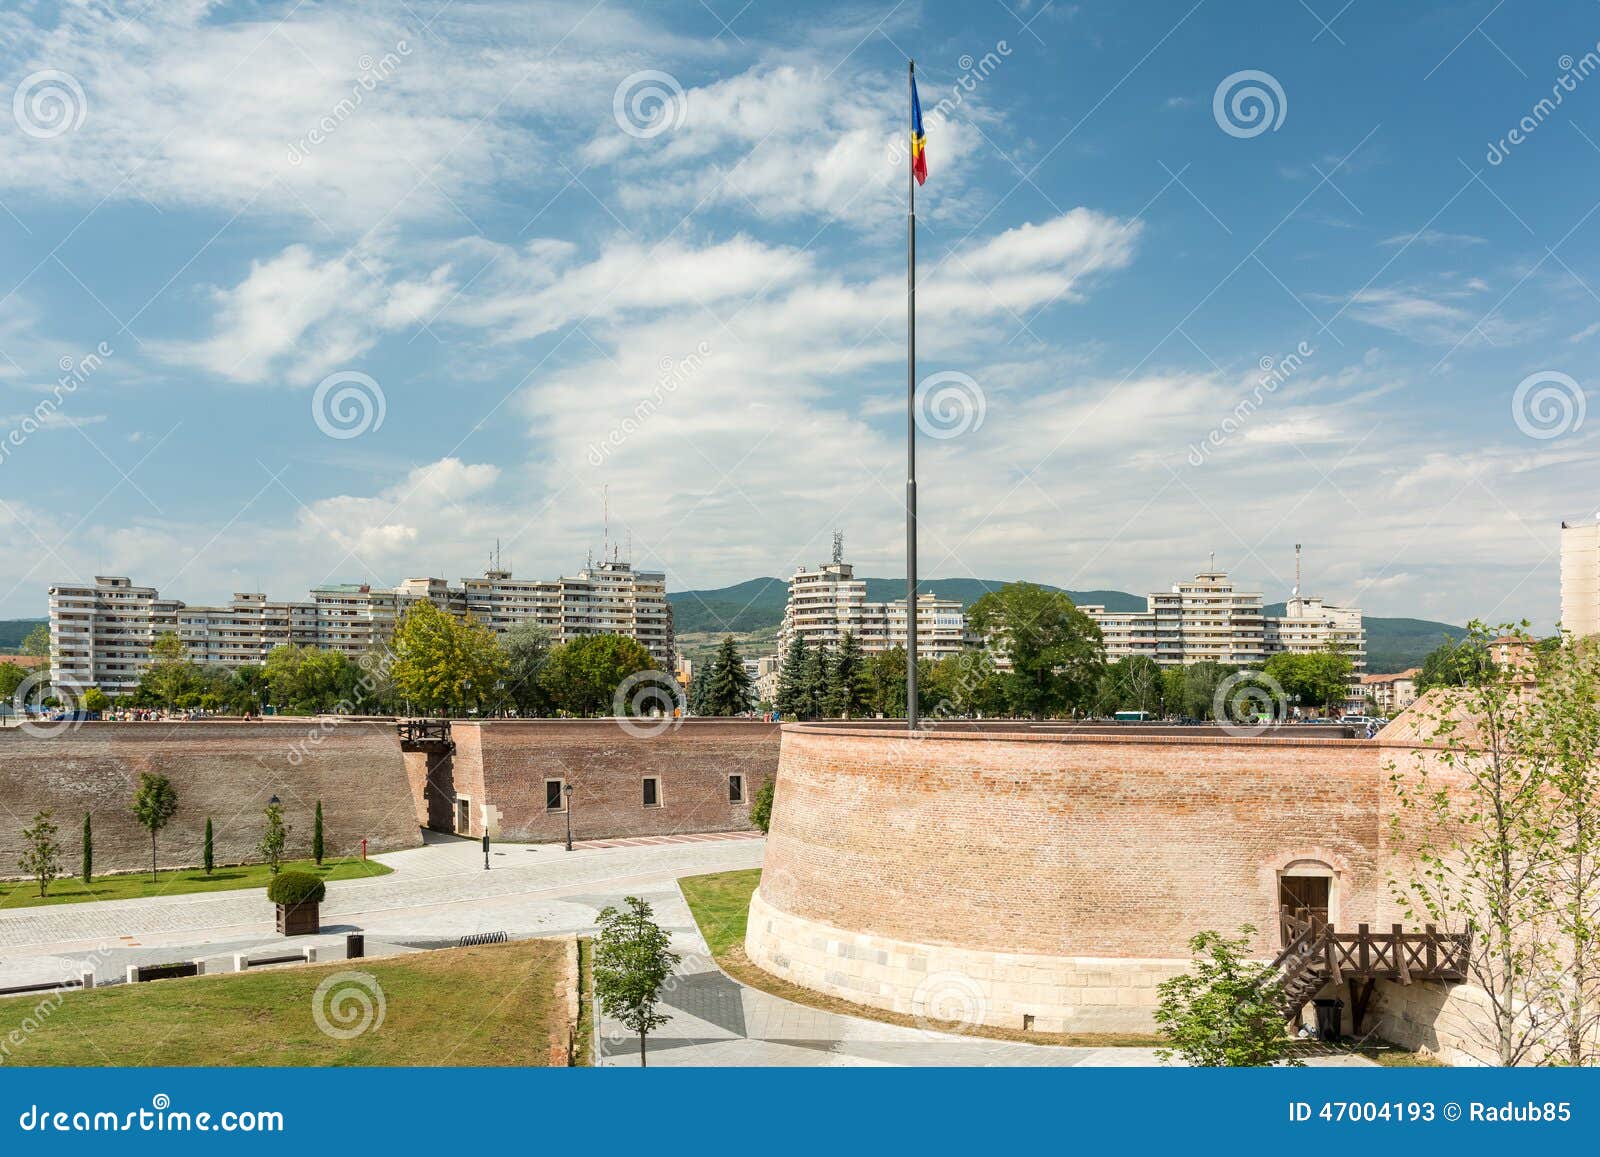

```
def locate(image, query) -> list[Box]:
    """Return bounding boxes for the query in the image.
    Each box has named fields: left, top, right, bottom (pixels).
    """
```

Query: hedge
left=266, top=871, right=326, bottom=906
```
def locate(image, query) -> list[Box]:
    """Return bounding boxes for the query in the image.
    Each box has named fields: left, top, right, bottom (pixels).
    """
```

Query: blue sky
left=0, top=0, right=1596, bottom=628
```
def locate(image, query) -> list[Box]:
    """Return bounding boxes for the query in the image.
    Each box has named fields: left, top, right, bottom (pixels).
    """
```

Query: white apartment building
left=779, top=559, right=975, bottom=661
left=48, top=557, right=674, bottom=695
left=1561, top=519, right=1600, bottom=636
left=1080, top=571, right=1365, bottom=671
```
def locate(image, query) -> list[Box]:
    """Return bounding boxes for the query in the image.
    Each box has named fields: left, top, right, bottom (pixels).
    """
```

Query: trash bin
left=346, top=932, right=364, bottom=960
left=1312, top=998, right=1344, bottom=1042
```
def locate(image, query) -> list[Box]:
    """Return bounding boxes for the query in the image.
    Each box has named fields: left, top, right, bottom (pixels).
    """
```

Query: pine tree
left=688, top=653, right=718, bottom=716
left=203, top=817, right=214, bottom=875
left=775, top=635, right=809, bottom=719
left=826, top=632, right=869, bottom=719
left=80, top=812, right=92, bottom=885
left=803, top=643, right=832, bottom=719
left=312, top=801, right=325, bottom=865
left=703, top=636, right=754, bottom=716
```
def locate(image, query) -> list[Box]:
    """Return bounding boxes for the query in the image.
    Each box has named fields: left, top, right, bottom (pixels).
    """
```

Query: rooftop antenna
left=1208, top=550, right=1215, bottom=572
left=1293, top=543, right=1302, bottom=598
left=832, top=529, right=844, bottom=565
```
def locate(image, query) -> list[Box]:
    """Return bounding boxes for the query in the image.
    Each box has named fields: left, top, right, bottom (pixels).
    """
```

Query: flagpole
left=905, top=57, right=919, bottom=731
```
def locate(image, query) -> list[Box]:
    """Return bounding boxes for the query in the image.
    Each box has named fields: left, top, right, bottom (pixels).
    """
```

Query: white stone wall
left=745, top=887, right=1189, bottom=1033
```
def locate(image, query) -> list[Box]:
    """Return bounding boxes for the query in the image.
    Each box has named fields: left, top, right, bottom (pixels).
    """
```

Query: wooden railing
left=1277, top=909, right=1470, bottom=983
left=398, top=718, right=453, bottom=745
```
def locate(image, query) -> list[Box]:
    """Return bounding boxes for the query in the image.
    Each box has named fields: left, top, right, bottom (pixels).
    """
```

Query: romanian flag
left=911, top=75, right=928, bottom=185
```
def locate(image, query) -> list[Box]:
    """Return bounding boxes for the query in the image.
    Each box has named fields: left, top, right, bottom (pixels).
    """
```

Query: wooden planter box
left=276, top=901, right=320, bottom=936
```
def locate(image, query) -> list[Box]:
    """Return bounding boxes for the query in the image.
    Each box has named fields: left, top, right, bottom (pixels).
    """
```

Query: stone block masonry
left=0, top=720, right=422, bottom=875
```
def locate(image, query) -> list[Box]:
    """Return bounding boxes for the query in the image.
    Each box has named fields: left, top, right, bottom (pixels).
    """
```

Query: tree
left=593, top=895, right=681, bottom=1067
left=1154, top=926, right=1300, bottom=1067
left=1165, top=660, right=1240, bottom=720
left=203, top=817, right=214, bottom=875
left=0, top=660, right=27, bottom=703
left=774, top=635, right=809, bottom=719
left=19, top=624, right=49, bottom=662
left=138, top=632, right=199, bottom=709
left=825, top=632, right=871, bottom=719
left=1416, top=635, right=1491, bottom=692
left=312, top=800, right=325, bottom=866
left=702, top=636, right=754, bottom=716
left=968, top=583, right=1104, bottom=718
left=258, top=799, right=289, bottom=874
left=1389, top=622, right=1554, bottom=1066
left=80, top=812, right=92, bottom=885
left=750, top=779, right=775, bottom=834
left=866, top=646, right=910, bottom=718
left=1094, top=656, right=1165, bottom=717
left=130, top=772, right=178, bottom=883
left=82, top=687, right=109, bottom=713
left=1264, top=651, right=1352, bottom=714
left=17, top=810, right=61, bottom=898
left=388, top=602, right=509, bottom=716
left=801, top=642, right=832, bottom=719
left=1522, top=633, right=1600, bottom=1064
left=498, top=621, right=553, bottom=717
left=540, top=634, right=656, bottom=717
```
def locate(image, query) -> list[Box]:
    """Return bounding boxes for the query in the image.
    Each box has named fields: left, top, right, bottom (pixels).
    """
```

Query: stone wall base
left=745, top=888, right=1189, bottom=1033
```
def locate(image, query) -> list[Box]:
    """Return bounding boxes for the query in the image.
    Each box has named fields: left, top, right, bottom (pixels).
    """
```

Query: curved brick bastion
left=746, top=721, right=1410, bottom=1034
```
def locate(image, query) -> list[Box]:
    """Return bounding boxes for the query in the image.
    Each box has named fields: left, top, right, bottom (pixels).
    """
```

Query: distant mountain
left=668, top=577, right=1143, bottom=636
left=0, top=618, right=45, bottom=653
left=669, top=580, right=1465, bottom=671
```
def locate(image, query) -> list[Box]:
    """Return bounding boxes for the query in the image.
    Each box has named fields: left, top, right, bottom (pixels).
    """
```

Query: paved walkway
left=594, top=884, right=1377, bottom=1068
left=2, top=833, right=1375, bottom=1067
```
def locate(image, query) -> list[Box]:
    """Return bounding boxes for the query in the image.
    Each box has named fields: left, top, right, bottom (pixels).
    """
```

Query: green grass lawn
left=0, top=857, right=391, bottom=911
left=0, top=940, right=571, bottom=1066
left=677, top=868, right=761, bottom=958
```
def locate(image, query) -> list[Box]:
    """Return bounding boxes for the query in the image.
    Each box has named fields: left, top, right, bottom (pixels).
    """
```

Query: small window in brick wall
left=642, top=777, right=661, bottom=808
left=545, top=779, right=566, bottom=812
left=728, top=774, right=744, bottom=803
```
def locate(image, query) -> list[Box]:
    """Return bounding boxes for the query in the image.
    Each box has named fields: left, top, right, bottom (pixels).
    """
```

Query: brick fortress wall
left=747, top=722, right=1427, bottom=1036
left=0, top=720, right=423, bottom=875
left=443, top=719, right=781, bottom=842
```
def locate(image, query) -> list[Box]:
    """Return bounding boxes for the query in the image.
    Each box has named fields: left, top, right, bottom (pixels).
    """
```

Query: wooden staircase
left=1266, top=909, right=1471, bottom=1033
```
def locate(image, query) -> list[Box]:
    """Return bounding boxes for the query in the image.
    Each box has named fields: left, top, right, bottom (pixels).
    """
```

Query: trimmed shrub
left=266, top=871, right=326, bottom=906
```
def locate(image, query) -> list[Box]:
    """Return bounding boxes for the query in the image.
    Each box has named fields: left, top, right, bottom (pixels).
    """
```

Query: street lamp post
left=564, top=783, right=574, bottom=852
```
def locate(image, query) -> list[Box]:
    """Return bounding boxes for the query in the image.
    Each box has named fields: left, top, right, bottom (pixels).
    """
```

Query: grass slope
left=0, top=940, right=569, bottom=1066
left=0, top=857, right=390, bottom=910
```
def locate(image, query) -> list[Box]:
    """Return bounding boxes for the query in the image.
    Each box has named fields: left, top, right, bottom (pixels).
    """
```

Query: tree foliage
left=498, top=621, right=553, bottom=717
left=130, top=772, right=178, bottom=883
left=593, top=895, right=681, bottom=1067
left=257, top=800, right=289, bottom=875
left=539, top=634, right=657, bottom=716
left=750, top=779, right=775, bottom=834
left=1154, top=926, right=1300, bottom=1067
left=1264, top=649, right=1353, bottom=713
left=390, top=601, right=508, bottom=715
left=700, top=635, right=754, bottom=716
left=18, top=810, right=61, bottom=899
left=968, top=582, right=1104, bottom=718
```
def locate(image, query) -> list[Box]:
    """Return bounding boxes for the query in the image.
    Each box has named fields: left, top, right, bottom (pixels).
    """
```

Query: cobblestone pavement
left=595, top=885, right=1378, bottom=1068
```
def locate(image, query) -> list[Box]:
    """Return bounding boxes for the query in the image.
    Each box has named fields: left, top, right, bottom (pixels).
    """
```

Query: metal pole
left=564, top=783, right=573, bottom=852
left=906, top=57, right=919, bottom=732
